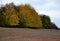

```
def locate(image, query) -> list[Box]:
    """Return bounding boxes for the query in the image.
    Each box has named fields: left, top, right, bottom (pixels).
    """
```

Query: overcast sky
left=0, top=0, right=60, bottom=28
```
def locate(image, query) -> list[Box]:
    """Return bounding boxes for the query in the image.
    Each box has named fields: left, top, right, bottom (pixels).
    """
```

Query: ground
left=0, top=27, right=60, bottom=41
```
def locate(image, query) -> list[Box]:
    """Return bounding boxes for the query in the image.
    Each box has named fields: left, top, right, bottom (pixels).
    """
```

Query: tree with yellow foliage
left=0, top=3, right=19, bottom=26
left=18, top=4, right=42, bottom=28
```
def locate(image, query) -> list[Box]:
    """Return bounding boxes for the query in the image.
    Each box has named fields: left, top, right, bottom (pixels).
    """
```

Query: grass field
left=0, top=27, right=60, bottom=41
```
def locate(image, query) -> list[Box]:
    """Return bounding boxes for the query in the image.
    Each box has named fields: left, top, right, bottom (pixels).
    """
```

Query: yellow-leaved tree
left=1, top=3, right=19, bottom=26
left=18, top=4, right=42, bottom=28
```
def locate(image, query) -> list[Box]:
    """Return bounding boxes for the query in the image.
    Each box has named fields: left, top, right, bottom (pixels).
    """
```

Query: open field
left=0, top=27, right=60, bottom=41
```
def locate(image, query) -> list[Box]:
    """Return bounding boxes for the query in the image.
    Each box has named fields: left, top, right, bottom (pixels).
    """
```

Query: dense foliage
left=50, top=22, right=58, bottom=29
left=0, top=3, right=19, bottom=26
left=40, top=15, right=58, bottom=29
left=40, top=15, right=51, bottom=29
left=18, top=4, right=42, bottom=28
left=0, top=3, right=58, bottom=29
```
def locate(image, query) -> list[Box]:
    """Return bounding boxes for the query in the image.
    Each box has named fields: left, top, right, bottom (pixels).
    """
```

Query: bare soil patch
left=0, top=27, right=60, bottom=41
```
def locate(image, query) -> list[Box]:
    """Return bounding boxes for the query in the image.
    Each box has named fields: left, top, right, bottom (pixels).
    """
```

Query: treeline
left=0, top=3, right=58, bottom=29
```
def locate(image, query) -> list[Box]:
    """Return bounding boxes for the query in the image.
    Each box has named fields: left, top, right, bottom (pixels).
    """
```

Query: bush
left=50, top=22, right=58, bottom=29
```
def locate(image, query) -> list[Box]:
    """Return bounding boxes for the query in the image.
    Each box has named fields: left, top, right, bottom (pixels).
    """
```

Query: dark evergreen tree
left=40, top=15, right=51, bottom=29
